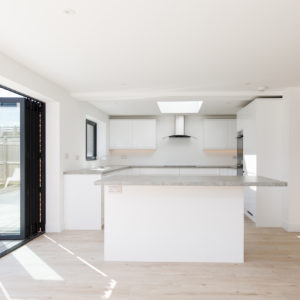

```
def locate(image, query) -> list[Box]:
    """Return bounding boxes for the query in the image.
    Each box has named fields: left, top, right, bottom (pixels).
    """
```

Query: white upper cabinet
left=110, top=119, right=156, bottom=149
left=131, top=119, right=156, bottom=149
left=110, top=119, right=132, bottom=149
left=203, top=119, right=237, bottom=150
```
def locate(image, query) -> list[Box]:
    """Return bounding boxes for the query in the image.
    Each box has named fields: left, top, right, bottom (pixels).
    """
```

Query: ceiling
left=91, top=96, right=252, bottom=116
left=0, top=0, right=298, bottom=115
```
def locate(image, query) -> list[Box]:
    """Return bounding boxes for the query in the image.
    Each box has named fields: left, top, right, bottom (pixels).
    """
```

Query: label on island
left=108, top=185, right=123, bottom=193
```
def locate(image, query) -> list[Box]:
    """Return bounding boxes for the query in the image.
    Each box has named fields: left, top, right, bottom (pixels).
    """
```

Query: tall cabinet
left=237, top=98, right=285, bottom=227
left=203, top=119, right=236, bottom=150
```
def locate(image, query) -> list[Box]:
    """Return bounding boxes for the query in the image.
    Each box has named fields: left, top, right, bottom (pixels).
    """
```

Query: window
left=86, top=119, right=97, bottom=160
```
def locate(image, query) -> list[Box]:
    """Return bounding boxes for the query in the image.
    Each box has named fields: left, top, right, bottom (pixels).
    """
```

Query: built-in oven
left=237, top=131, right=244, bottom=176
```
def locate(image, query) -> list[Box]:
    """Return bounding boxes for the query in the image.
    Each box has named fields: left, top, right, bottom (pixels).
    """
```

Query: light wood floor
left=0, top=240, right=22, bottom=257
left=0, top=217, right=300, bottom=300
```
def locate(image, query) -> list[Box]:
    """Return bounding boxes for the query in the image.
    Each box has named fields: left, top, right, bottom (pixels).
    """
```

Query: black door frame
left=0, top=84, right=46, bottom=243
left=0, top=97, right=25, bottom=240
left=24, top=98, right=46, bottom=238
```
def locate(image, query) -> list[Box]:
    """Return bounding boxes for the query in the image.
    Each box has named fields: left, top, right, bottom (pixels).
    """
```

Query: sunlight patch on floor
left=12, top=246, right=63, bottom=281
left=0, top=281, right=11, bottom=300
left=44, top=234, right=117, bottom=299
left=76, top=256, right=108, bottom=277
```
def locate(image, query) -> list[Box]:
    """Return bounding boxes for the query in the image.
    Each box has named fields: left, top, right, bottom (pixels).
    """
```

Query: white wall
left=61, top=99, right=109, bottom=171
left=282, top=88, right=300, bottom=232
left=0, top=52, right=109, bottom=232
left=110, top=116, right=236, bottom=166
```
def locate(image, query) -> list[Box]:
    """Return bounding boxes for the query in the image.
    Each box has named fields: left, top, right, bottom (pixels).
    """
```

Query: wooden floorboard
left=0, top=217, right=300, bottom=299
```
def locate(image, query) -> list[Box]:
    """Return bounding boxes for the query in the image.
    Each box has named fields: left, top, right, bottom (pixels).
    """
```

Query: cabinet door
left=179, top=168, right=219, bottom=175
left=113, top=168, right=133, bottom=175
left=204, top=119, right=228, bottom=149
left=219, top=168, right=229, bottom=176
left=110, top=119, right=132, bottom=149
left=64, top=174, right=102, bottom=230
left=219, top=168, right=237, bottom=176
left=139, top=168, right=179, bottom=175
left=131, top=119, right=156, bottom=149
left=204, top=119, right=236, bottom=150
left=228, top=169, right=237, bottom=176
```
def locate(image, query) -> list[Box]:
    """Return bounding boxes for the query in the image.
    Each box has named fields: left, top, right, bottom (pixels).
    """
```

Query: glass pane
left=87, top=123, right=95, bottom=157
left=0, top=102, right=21, bottom=236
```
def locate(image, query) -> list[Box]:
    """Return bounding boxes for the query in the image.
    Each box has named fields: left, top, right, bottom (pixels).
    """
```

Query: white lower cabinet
left=110, top=168, right=133, bottom=175
left=115, top=167, right=237, bottom=176
left=139, top=168, right=179, bottom=175
left=63, top=167, right=238, bottom=230
left=179, top=168, right=219, bottom=176
left=219, top=168, right=237, bottom=176
left=64, top=174, right=102, bottom=230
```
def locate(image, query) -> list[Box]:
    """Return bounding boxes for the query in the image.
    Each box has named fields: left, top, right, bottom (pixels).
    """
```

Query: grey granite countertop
left=63, top=165, right=128, bottom=175
left=95, top=175, right=287, bottom=187
left=64, top=165, right=237, bottom=175
left=129, top=165, right=237, bottom=169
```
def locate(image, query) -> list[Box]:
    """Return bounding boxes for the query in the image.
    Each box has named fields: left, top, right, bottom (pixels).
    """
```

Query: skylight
left=157, top=101, right=203, bottom=113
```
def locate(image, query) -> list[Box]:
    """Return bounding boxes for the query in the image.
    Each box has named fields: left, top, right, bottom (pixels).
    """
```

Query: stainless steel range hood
left=169, top=116, right=191, bottom=138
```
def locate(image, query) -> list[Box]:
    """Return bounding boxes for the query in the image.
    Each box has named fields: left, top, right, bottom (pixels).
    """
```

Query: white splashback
left=109, top=116, right=236, bottom=166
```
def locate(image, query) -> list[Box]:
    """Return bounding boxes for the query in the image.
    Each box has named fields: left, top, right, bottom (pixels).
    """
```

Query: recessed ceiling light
left=63, top=9, right=76, bottom=15
left=257, top=86, right=268, bottom=92
left=157, top=101, right=203, bottom=114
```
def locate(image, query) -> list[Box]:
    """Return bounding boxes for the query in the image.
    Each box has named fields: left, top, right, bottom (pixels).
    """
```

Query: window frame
left=86, top=119, right=97, bottom=161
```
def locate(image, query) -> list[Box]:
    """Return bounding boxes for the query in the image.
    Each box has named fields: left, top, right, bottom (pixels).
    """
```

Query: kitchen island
left=63, top=165, right=237, bottom=230
left=96, top=175, right=287, bottom=263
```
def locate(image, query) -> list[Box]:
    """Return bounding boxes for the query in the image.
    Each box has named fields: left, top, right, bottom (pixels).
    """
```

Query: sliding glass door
left=0, top=91, right=46, bottom=245
left=0, top=98, right=24, bottom=239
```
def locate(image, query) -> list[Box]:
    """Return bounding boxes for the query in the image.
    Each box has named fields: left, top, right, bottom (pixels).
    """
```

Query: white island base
left=104, top=185, right=244, bottom=263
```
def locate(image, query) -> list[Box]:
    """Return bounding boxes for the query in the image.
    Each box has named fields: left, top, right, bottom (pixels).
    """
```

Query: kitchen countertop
left=63, top=165, right=128, bottom=175
left=129, top=165, right=237, bottom=169
left=64, top=165, right=237, bottom=175
left=95, top=175, right=287, bottom=187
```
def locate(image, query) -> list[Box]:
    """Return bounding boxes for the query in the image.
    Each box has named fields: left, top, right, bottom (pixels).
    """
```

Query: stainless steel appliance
left=237, top=131, right=244, bottom=176
left=169, top=116, right=191, bottom=138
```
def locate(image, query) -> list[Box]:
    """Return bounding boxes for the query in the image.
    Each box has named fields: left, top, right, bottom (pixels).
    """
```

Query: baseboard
left=45, top=223, right=62, bottom=233
left=282, top=220, right=300, bottom=232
